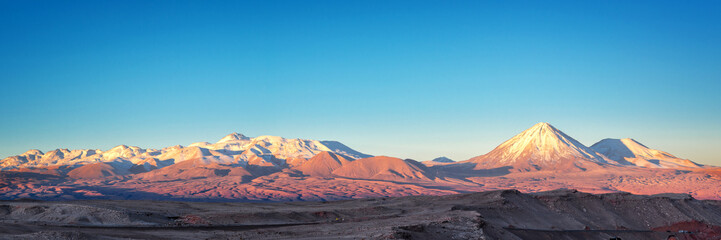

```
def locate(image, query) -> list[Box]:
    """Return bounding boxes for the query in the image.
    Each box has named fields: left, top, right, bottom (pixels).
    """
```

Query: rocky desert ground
left=1, top=189, right=720, bottom=240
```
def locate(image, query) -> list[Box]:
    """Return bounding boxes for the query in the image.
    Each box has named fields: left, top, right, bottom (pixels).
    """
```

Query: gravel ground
left=0, top=189, right=719, bottom=240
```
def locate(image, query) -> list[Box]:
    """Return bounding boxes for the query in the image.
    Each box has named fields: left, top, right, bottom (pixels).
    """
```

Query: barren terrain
left=3, top=165, right=721, bottom=202
left=1, top=189, right=720, bottom=240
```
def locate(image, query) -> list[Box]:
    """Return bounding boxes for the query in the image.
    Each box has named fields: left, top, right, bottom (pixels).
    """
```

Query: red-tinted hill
left=137, top=158, right=252, bottom=181
left=332, top=156, right=430, bottom=181
left=294, top=151, right=352, bottom=177
left=67, top=163, right=120, bottom=179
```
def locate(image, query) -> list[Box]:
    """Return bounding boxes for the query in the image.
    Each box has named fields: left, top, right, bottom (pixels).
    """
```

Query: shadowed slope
left=319, top=140, right=373, bottom=159
left=422, top=156, right=456, bottom=167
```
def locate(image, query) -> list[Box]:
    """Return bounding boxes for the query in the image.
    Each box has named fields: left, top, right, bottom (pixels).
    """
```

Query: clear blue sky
left=1, top=1, right=720, bottom=165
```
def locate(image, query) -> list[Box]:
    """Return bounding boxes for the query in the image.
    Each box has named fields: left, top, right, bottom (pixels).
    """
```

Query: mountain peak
left=505, top=123, right=575, bottom=152
left=431, top=157, right=454, bottom=163
left=22, top=149, right=44, bottom=156
left=531, top=122, right=553, bottom=128
left=591, top=138, right=700, bottom=168
left=218, top=132, right=250, bottom=143
left=524, top=122, right=562, bottom=136
left=619, top=138, right=649, bottom=148
left=110, top=145, right=129, bottom=150
left=468, top=122, right=611, bottom=171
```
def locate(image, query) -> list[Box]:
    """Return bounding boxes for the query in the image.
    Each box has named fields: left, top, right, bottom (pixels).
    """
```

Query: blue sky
left=1, top=1, right=720, bottom=164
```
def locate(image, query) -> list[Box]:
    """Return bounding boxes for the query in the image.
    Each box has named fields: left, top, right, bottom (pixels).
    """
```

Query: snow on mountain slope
left=319, top=141, right=373, bottom=159
left=209, top=135, right=370, bottom=160
left=102, top=145, right=146, bottom=160
left=591, top=138, right=701, bottom=168
left=217, top=132, right=251, bottom=143
left=465, top=122, right=616, bottom=172
left=128, top=157, right=174, bottom=173
left=22, top=149, right=44, bottom=156
left=0, top=150, right=44, bottom=169
left=1, top=148, right=105, bottom=169
left=184, top=133, right=370, bottom=164
left=0, top=133, right=371, bottom=176
left=156, top=146, right=235, bottom=165
left=179, top=134, right=372, bottom=168
left=247, top=135, right=324, bottom=158
left=332, top=156, right=431, bottom=181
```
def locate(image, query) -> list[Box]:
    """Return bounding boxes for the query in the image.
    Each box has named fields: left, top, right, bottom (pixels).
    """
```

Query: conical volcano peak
left=467, top=122, right=612, bottom=171
left=507, top=122, right=579, bottom=150
left=218, top=132, right=250, bottom=143
left=530, top=122, right=553, bottom=129
left=524, top=122, right=562, bottom=136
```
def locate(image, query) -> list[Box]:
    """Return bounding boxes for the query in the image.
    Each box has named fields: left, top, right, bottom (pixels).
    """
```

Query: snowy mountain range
left=1, top=123, right=701, bottom=173
left=0, top=123, right=716, bottom=201
left=1, top=133, right=371, bottom=173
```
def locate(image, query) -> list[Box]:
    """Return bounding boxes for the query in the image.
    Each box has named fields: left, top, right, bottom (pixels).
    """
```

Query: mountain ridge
left=0, top=123, right=717, bottom=201
left=0, top=134, right=371, bottom=172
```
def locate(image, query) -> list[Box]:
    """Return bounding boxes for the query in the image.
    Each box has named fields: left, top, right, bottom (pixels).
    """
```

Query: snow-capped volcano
left=591, top=138, right=701, bottom=168
left=465, top=122, right=615, bottom=171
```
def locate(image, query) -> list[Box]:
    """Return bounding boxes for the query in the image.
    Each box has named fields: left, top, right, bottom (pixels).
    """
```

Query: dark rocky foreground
left=1, top=189, right=720, bottom=240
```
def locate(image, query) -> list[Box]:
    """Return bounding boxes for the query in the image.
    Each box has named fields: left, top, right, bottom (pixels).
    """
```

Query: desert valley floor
left=2, top=189, right=721, bottom=240
left=2, top=165, right=721, bottom=202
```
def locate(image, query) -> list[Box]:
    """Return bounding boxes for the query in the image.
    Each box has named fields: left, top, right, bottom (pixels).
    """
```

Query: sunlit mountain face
left=1, top=123, right=719, bottom=201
